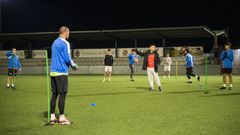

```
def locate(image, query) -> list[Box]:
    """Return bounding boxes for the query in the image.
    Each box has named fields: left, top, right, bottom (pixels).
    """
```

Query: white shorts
left=105, top=66, right=112, bottom=72
left=164, top=66, right=171, bottom=71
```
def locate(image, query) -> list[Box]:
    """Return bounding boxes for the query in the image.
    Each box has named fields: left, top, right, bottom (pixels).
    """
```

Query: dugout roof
left=0, top=26, right=227, bottom=43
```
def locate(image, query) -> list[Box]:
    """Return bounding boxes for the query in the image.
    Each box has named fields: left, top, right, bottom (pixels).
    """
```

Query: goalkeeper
left=50, top=26, right=78, bottom=125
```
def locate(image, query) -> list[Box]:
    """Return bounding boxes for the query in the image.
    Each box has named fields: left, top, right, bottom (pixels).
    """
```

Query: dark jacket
left=136, top=49, right=161, bottom=72
left=104, top=54, right=114, bottom=66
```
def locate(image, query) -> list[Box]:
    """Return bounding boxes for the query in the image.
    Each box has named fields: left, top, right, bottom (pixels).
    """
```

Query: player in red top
left=137, top=44, right=162, bottom=91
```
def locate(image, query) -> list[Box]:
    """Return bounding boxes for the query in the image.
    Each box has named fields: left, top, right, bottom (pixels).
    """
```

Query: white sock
left=11, top=84, right=14, bottom=87
left=230, top=84, right=233, bottom=87
left=7, top=84, right=10, bottom=87
left=59, top=114, right=66, bottom=121
left=223, top=84, right=226, bottom=87
left=50, top=114, right=56, bottom=120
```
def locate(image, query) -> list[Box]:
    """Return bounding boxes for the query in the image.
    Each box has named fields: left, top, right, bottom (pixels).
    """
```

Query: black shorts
left=8, top=68, right=18, bottom=76
left=186, top=67, right=193, bottom=74
left=51, top=75, right=68, bottom=94
left=222, top=68, right=232, bottom=74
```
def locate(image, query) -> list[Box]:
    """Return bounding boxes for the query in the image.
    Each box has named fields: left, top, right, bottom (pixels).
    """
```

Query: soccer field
left=0, top=75, right=240, bottom=135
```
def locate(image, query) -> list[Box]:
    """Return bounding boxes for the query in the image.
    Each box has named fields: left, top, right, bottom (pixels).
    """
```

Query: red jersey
left=148, top=54, right=155, bottom=68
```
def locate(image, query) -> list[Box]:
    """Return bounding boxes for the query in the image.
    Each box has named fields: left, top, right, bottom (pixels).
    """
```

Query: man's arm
left=136, top=49, right=145, bottom=56
left=17, top=57, right=22, bottom=70
left=186, top=55, right=190, bottom=66
left=169, top=58, right=172, bottom=65
left=162, top=58, right=166, bottom=65
left=220, top=51, right=226, bottom=60
left=63, top=42, right=78, bottom=69
left=221, top=51, right=234, bottom=61
left=228, top=51, right=234, bottom=62
left=6, top=51, right=13, bottom=59
left=111, top=56, right=114, bottom=65
left=156, top=53, right=161, bottom=65
left=103, top=56, right=106, bottom=65
left=128, top=54, right=132, bottom=60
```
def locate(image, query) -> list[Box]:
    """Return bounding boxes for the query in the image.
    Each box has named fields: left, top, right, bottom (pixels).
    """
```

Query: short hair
left=11, top=48, right=16, bottom=51
left=107, top=48, right=111, bottom=51
left=181, top=47, right=189, bottom=54
left=224, top=42, right=231, bottom=46
left=149, top=44, right=156, bottom=47
left=59, top=26, right=69, bottom=34
left=131, top=49, right=136, bottom=52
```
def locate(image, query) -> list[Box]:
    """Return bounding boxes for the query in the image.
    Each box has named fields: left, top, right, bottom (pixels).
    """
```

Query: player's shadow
left=203, top=92, right=240, bottom=97
left=122, top=86, right=153, bottom=91
left=167, top=90, right=204, bottom=94
left=135, top=86, right=150, bottom=90
left=210, top=84, right=224, bottom=89
left=17, top=89, right=45, bottom=95
left=167, top=89, right=220, bottom=94
left=69, top=91, right=147, bottom=97
left=124, top=86, right=149, bottom=90
left=43, top=111, right=48, bottom=119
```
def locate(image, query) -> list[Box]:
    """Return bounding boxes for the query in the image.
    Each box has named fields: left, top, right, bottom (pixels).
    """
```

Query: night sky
left=1, top=0, right=239, bottom=45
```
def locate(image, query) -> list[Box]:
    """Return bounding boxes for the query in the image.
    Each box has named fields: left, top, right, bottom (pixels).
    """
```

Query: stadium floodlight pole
left=45, top=51, right=50, bottom=122
left=204, top=56, right=208, bottom=94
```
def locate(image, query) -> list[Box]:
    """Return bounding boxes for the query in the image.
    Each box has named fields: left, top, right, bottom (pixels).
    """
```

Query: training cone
left=90, top=103, right=96, bottom=106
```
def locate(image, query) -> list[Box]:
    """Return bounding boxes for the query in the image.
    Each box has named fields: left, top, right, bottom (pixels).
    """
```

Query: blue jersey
left=185, top=53, right=194, bottom=67
left=6, top=51, right=21, bottom=69
left=220, top=49, right=234, bottom=68
left=50, top=37, right=76, bottom=75
left=128, top=53, right=136, bottom=65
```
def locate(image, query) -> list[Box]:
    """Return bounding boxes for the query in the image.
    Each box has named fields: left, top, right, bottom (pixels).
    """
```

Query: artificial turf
left=0, top=75, right=240, bottom=135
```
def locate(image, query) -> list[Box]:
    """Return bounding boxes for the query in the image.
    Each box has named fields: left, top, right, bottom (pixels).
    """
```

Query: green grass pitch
left=0, top=75, right=240, bottom=135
